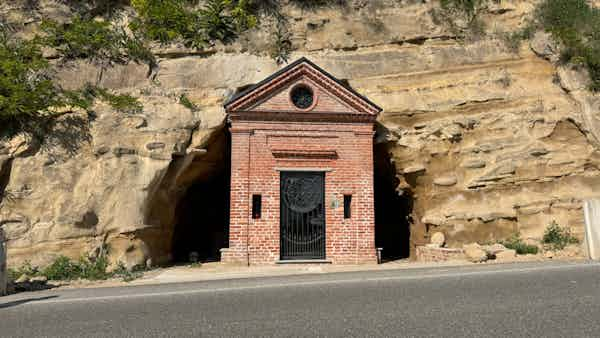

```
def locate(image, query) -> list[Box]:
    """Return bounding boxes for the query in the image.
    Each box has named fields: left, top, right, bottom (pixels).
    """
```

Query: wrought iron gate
left=280, top=172, right=325, bottom=260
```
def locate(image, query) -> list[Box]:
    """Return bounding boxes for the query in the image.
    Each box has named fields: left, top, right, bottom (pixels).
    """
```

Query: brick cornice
left=226, top=60, right=381, bottom=122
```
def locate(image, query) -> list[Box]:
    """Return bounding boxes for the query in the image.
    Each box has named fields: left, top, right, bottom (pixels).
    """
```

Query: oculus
left=290, top=85, right=314, bottom=109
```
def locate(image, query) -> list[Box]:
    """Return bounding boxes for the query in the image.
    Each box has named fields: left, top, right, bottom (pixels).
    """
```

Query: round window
left=290, top=85, right=314, bottom=109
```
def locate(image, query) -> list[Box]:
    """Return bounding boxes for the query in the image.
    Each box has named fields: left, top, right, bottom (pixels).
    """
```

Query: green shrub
left=0, top=30, right=75, bottom=137
left=179, top=94, right=199, bottom=112
left=95, top=87, right=144, bottom=114
left=78, top=253, right=111, bottom=280
left=500, top=233, right=539, bottom=255
left=270, top=14, right=292, bottom=65
left=113, top=262, right=144, bottom=282
left=432, top=0, right=489, bottom=40
left=130, top=0, right=256, bottom=48
left=542, top=221, right=579, bottom=251
left=534, top=0, right=600, bottom=91
left=7, top=260, right=39, bottom=280
left=41, top=16, right=156, bottom=67
left=20, top=251, right=143, bottom=282
left=42, top=256, right=83, bottom=280
left=288, top=0, right=347, bottom=9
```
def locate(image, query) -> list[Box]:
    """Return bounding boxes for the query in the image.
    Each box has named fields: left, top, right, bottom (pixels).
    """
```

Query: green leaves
left=0, top=31, right=143, bottom=139
left=41, top=16, right=156, bottom=67
left=535, top=0, right=600, bottom=91
left=130, top=0, right=257, bottom=48
left=542, top=221, right=579, bottom=251
left=0, top=32, right=62, bottom=130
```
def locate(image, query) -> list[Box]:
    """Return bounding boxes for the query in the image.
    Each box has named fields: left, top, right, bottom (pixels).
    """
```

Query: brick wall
left=222, top=120, right=377, bottom=265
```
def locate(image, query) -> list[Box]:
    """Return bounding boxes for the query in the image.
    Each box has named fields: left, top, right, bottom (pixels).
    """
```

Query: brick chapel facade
left=221, top=58, right=382, bottom=265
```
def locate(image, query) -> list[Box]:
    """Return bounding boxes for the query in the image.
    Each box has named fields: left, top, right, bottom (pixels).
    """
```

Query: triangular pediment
left=224, top=58, right=381, bottom=121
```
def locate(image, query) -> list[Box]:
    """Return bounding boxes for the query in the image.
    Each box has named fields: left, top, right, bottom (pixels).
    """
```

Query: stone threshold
left=275, top=259, right=332, bottom=264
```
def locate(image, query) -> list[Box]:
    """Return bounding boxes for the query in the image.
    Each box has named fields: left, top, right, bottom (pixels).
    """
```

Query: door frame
left=279, top=170, right=326, bottom=260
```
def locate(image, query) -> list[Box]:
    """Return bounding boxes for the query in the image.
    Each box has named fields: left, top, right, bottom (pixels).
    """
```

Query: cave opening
left=170, top=170, right=230, bottom=263
left=142, top=125, right=232, bottom=265
left=169, top=129, right=231, bottom=264
left=374, top=139, right=412, bottom=261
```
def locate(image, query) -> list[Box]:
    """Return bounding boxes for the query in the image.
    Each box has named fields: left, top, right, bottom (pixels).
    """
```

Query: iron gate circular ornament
left=290, top=85, right=314, bottom=109
left=282, top=176, right=322, bottom=213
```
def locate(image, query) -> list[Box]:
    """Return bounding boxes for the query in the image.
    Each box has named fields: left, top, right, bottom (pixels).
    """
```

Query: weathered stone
left=544, top=251, right=554, bottom=259
left=430, top=232, right=446, bottom=247
left=482, top=243, right=507, bottom=256
left=29, top=275, right=48, bottom=283
left=403, top=164, right=426, bottom=174
left=461, top=159, right=486, bottom=169
left=15, top=274, right=30, bottom=283
left=463, top=243, right=488, bottom=263
left=145, top=142, right=166, bottom=151
left=530, top=31, right=559, bottom=62
left=557, top=65, right=591, bottom=93
left=433, top=175, right=457, bottom=187
left=495, top=249, right=517, bottom=260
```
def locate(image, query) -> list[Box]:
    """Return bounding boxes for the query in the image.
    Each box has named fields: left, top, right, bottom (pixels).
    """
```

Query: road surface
left=1, top=261, right=599, bottom=337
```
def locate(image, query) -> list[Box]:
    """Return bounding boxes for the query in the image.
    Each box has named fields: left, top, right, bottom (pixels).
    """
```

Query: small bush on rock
left=543, top=221, right=579, bottom=251
left=130, top=0, right=257, bottom=48
left=41, top=16, right=156, bottom=67
left=500, top=233, right=539, bottom=255
left=42, top=256, right=83, bottom=280
left=534, top=0, right=600, bottom=91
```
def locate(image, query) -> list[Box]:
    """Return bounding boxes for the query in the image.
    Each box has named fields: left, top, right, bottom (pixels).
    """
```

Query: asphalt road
left=1, top=261, right=600, bottom=337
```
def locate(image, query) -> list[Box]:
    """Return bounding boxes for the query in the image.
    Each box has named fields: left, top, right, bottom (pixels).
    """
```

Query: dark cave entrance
left=374, top=139, right=412, bottom=261
left=169, top=129, right=231, bottom=264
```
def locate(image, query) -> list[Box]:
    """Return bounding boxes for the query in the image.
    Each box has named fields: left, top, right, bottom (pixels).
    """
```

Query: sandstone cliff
left=1, top=0, right=599, bottom=267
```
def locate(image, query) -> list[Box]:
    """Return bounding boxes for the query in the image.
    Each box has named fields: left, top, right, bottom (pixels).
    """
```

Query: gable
left=247, top=76, right=358, bottom=114
left=225, top=57, right=381, bottom=122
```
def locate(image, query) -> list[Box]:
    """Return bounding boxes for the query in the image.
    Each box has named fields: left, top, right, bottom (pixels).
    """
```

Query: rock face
left=463, top=243, right=488, bottom=263
left=0, top=0, right=599, bottom=267
left=430, top=232, right=446, bottom=247
left=0, top=228, right=6, bottom=295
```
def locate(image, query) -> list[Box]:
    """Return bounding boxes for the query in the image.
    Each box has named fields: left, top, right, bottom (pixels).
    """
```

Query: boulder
left=15, top=274, right=30, bottom=284
left=29, top=276, right=48, bottom=283
left=495, top=249, right=517, bottom=260
left=430, top=232, right=446, bottom=247
left=482, top=243, right=507, bottom=256
left=544, top=251, right=554, bottom=259
left=463, top=243, right=488, bottom=263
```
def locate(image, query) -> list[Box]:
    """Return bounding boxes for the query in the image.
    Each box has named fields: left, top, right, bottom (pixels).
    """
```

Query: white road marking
left=14, top=262, right=598, bottom=306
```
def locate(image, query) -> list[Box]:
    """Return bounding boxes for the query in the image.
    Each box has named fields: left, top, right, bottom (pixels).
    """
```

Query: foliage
left=501, top=25, right=535, bottom=53
left=130, top=0, right=256, bottom=48
left=269, top=13, right=292, bottom=65
left=500, top=233, right=539, bottom=255
left=534, top=0, right=600, bottom=91
left=61, top=0, right=130, bottom=18
left=10, top=253, right=144, bottom=282
left=41, top=16, right=156, bottom=67
left=0, top=29, right=80, bottom=138
left=96, top=87, right=144, bottom=114
left=432, top=0, right=489, bottom=40
left=542, top=221, right=579, bottom=251
left=288, top=0, right=347, bottom=9
left=7, top=260, right=39, bottom=280
left=179, top=94, right=199, bottom=112
left=42, top=256, right=83, bottom=280
left=113, top=262, right=144, bottom=282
